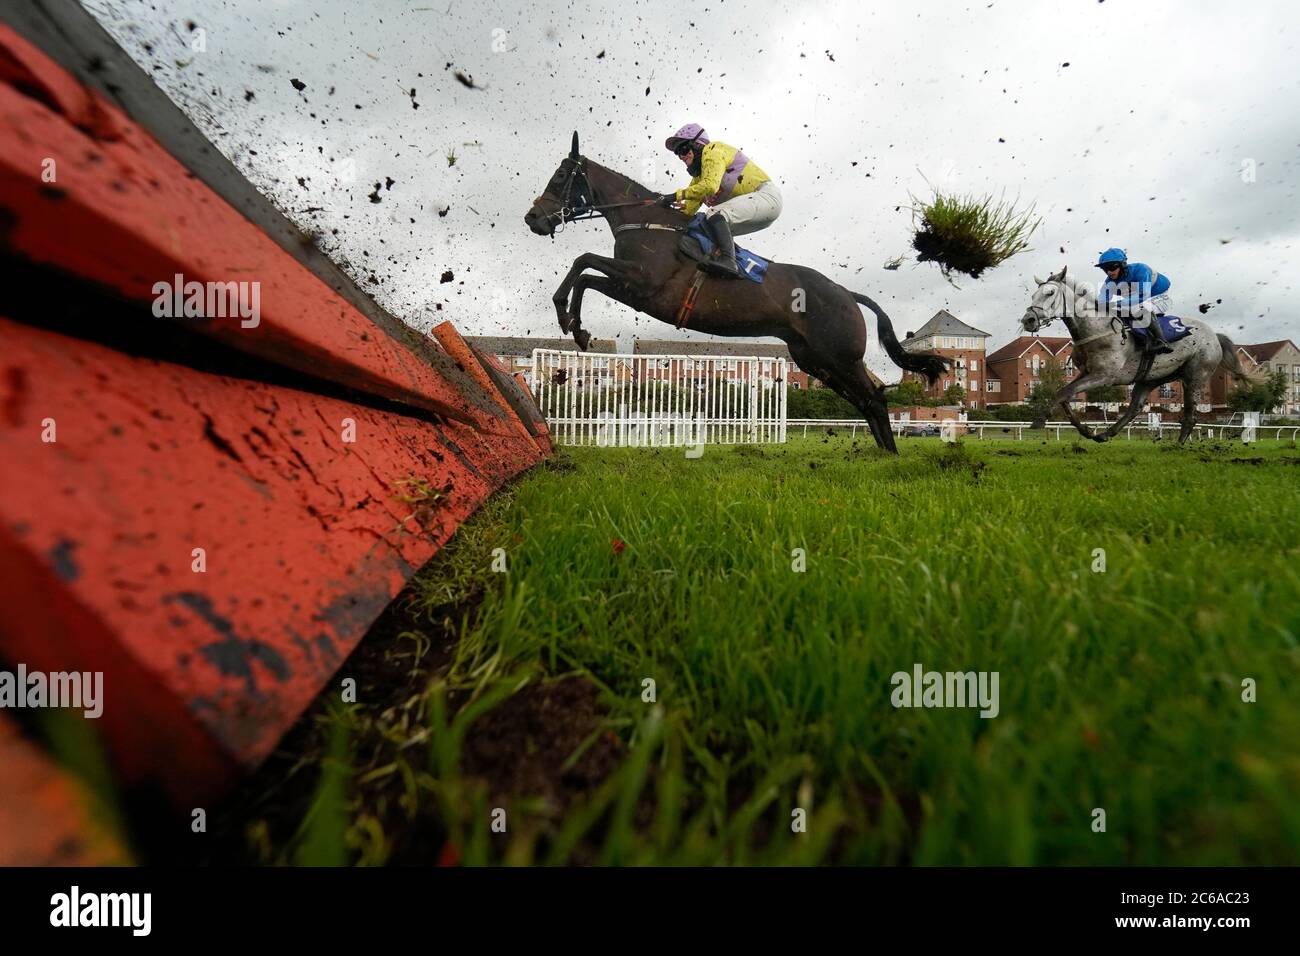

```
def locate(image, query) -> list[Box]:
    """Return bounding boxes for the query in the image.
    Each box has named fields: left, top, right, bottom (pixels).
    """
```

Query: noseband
left=530, top=159, right=600, bottom=234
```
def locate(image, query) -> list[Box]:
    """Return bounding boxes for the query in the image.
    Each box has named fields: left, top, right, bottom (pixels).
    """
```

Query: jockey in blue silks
left=1096, top=247, right=1174, bottom=355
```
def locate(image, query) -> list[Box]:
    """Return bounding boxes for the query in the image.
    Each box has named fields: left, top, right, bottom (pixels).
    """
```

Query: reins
left=531, top=157, right=661, bottom=234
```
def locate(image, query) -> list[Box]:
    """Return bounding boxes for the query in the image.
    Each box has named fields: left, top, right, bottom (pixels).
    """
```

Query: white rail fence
left=789, top=419, right=1300, bottom=442
left=531, top=349, right=788, bottom=447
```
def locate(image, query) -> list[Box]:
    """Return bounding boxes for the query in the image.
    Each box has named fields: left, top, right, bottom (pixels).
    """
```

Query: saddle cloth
left=680, top=212, right=770, bottom=283
left=1128, top=314, right=1194, bottom=346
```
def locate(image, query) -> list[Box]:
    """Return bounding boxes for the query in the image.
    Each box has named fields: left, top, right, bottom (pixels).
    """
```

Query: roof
left=985, top=335, right=1072, bottom=364
left=633, top=338, right=794, bottom=358
left=465, top=335, right=618, bottom=356
left=904, top=310, right=992, bottom=343
left=1241, top=340, right=1299, bottom=363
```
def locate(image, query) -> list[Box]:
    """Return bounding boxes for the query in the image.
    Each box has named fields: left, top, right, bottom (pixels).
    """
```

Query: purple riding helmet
left=665, top=123, right=710, bottom=152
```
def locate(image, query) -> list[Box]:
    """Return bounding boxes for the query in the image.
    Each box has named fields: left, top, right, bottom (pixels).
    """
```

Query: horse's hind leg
left=812, top=349, right=897, bottom=453
left=838, top=360, right=897, bottom=454
left=788, top=323, right=898, bottom=453
left=784, top=338, right=885, bottom=448
left=1179, top=379, right=1203, bottom=443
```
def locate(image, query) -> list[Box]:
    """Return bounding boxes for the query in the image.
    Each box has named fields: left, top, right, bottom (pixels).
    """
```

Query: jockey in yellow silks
left=658, top=123, right=782, bottom=278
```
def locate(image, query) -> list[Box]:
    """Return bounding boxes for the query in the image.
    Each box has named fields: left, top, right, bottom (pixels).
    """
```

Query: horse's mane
left=582, top=156, right=657, bottom=201
left=1058, top=273, right=1101, bottom=315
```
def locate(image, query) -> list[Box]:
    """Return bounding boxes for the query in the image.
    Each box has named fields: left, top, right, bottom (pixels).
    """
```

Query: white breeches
left=1131, top=294, right=1173, bottom=327
left=704, top=181, right=783, bottom=236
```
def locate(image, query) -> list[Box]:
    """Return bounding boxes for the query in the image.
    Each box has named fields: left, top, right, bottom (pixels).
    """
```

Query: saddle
left=677, top=213, right=770, bottom=283
left=1124, top=313, right=1193, bottom=348
left=1116, top=313, right=1190, bottom=389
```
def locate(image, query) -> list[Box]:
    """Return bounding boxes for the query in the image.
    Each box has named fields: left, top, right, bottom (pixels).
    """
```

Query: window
left=971, top=359, right=978, bottom=371
left=986, top=380, right=1000, bottom=392
left=791, top=381, right=801, bottom=390
left=970, top=378, right=978, bottom=391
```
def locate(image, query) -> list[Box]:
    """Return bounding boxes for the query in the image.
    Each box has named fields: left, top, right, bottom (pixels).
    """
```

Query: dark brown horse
left=524, top=132, right=947, bottom=452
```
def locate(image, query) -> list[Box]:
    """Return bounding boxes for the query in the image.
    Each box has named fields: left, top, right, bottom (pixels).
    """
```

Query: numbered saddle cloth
left=1129, top=314, right=1194, bottom=345
left=679, top=213, right=770, bottom=283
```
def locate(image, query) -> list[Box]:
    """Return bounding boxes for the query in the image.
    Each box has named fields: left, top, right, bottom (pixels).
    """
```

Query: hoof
left=559, top=314, right=574, bottom=334
left=574, top=329, right=591, bottom=351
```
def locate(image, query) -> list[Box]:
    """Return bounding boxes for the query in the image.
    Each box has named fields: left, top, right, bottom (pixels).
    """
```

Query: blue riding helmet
left=1096, top=247, right=1127, bottom=268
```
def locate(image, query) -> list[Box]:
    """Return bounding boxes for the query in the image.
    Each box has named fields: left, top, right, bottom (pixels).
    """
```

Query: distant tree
left=1086, top=384, right=1125, bottom=405
left=943, top=383, right=966, bottom=406
left=1263, top=369, right=1289, bottom=411
left=887, top=379, right=927, bottom=406
left=1026, top=357, right=1067, bottom=421
left=1227, top=369, right=1288, bottom=413
left=787, top=384, right=859, bottom=420
left=977, top=403, right=1034, bottom=422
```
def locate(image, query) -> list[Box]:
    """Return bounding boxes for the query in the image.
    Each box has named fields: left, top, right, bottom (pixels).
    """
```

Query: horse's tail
left=851, top=291, right=948, bottom=386
left=1216, top=333, right=1251, bottom=382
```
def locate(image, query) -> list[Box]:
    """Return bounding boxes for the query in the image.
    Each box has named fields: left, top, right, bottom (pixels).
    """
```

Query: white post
left=1243, top=411, right=1259, bottom=444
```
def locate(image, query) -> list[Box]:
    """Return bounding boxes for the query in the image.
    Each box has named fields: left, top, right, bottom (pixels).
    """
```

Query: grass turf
left=214, top=433, right=1300, bottom=866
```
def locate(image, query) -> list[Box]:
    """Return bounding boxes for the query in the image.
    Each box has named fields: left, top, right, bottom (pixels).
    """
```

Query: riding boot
left=702, top=215, right=741, bottom=278
left=1145, top=312, right=1173, bottom=355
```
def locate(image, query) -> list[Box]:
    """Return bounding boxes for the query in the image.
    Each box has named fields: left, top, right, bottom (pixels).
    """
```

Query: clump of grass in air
left=909, top=188, right=1041, bottom=279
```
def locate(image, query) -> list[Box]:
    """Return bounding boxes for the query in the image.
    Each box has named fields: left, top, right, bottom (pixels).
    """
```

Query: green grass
left=268, top=433, right=1300, bottom=865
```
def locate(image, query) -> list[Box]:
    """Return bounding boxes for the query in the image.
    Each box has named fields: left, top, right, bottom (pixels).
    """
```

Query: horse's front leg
left=552, top=253, right=644, bottom=334
left=1041, top=372, right=1109, bottom=440
left=1103, top=380, right=1159, bottom=438
left=567, top=274, right=633, bottom=351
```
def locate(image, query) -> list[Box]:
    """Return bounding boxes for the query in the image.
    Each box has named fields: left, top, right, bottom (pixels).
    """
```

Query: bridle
left=1022, top=281, right=1060, bottom=332
left=531, top=156, right=659, bottom=235
left=1024, top=279, right=1118, bottom=349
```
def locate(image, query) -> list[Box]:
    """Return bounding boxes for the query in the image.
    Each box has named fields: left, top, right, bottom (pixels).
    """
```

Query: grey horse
left=1020, top=267, right=1250, bottom=442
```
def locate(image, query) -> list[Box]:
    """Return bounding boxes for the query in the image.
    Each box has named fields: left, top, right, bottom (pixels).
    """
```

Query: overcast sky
left=85, top=0, right=1299, bottom=377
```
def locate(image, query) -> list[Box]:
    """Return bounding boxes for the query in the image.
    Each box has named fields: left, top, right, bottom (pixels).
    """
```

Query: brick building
left=900, top=310, right=992, bottom=408
left=1241, top=340, right=1300, bottom=415
left=633, top=339, right=812, bottom=389
left=1207, top=344, right=1261, bottom=409
left=465, top=336, right=618, bottom=379
left=984, top=336, right=1074, bottom=405
left=465, top=335, right=890, bottom=392
left=632, top=339, right=885, bottom=391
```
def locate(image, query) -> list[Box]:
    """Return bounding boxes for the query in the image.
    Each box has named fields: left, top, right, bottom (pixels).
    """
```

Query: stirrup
left=702, top=256, right=740, bottom=277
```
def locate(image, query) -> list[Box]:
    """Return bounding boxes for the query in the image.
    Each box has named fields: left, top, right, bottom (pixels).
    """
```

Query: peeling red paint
left=0, top=20, right=552, bottom=824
